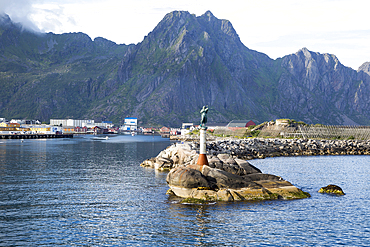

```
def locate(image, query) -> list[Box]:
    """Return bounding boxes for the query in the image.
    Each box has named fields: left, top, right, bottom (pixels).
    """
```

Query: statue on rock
left=200, top=106, right=208, bottom=128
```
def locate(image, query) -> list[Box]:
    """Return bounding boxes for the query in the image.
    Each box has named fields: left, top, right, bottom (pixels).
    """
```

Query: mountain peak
left=296, top=47, right=314, bottom=57
left=162, top=10, right=191, bottom=21
left=358, top=62, right=370, bottom=75
left=202, top=10, right=215, bottom=21
left=0, top=13, right=11, bottom=24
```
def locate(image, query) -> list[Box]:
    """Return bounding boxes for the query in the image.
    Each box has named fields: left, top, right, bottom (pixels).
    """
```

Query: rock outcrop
left=318, top=185, right=345, bottom=195
left=141, top=141, right=310, bottom=202
left=166, top=163, right=308, bottom=201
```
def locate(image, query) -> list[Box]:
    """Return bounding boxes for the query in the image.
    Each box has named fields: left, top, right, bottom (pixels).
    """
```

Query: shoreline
left=204, top=137, right=370, bottom=160
left=0, top=134, right=73, bottom=139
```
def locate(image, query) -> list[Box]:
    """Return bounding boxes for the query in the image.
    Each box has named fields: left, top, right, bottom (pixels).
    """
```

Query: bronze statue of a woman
left=200, top=106, right=208, bottom=128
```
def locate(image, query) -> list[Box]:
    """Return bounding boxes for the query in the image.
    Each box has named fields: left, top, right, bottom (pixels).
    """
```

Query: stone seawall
left=206, top=138, right=370, bottom=159
left=141, top=138, right=370, bottom=172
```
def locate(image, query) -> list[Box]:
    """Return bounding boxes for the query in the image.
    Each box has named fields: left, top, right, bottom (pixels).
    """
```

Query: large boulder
left=166, top=165, right=210, bottom=198
left=166, top=162, right=310, bottom=201
left=201, top=165, right=258, bottom=189
left=140, top=142, right=198, bottom=170
left=318, top=184, right=345, bottom=195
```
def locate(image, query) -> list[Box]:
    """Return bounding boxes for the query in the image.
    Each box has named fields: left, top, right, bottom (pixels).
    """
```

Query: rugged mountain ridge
left=275, top=48, right=370, bottom=125
left=0, top=11, right=369, bottom=126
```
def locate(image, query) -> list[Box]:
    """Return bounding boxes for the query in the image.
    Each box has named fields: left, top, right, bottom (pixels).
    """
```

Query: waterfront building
left=0, top=122, right=20, bottom=128
left=10, top=119, right=41, bottom=125
left=122, top=117, right=137, bottom=131
left=62, top=126, right=75, bottom=134
left=10, top=119, right=25, bottom=124
left=180, top=123, right=196, bottom=136
left=30, top=125, right=62, bottom=134
left=0, top=125, right=61, bottom=135
left=160, top=126, right=170, bottom=134
left=0, top=126, right=30, bottom=134
left=142, top=128, right=154, bottom=134
left=50, top=119, right=95, bottom=127
left=181, top=123, right=194, bottom=129
left=170, top=128, right=181, bottom=135
left=74, top=126, right=88, bottom=133
left=82, top=121, right=113, bottom=129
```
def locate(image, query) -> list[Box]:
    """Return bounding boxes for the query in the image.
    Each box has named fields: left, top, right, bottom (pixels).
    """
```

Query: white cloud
left=0, top=0, right=41, bottom=31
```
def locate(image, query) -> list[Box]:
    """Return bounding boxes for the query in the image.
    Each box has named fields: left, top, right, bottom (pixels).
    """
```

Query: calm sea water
left=0, top=135, right=369, bottom=246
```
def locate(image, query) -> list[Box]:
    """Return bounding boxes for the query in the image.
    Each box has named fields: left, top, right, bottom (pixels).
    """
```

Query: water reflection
left=194, top=206, right=210, bottom=245
left=1, top=137, right=370, bottom=246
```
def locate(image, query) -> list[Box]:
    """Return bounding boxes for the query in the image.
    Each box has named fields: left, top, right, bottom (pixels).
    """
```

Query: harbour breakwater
left=142, top=137, right=370, bottom=172
left=205, top=138, right=370, bottom=159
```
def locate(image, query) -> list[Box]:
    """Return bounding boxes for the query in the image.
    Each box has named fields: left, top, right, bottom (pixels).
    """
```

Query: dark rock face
left=274, top=48, right=370, bottom=125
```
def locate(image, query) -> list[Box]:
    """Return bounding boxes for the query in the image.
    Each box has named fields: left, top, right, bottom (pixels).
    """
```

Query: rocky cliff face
left=275, top=48, right=370, bottom=125
left=116, top=11, right=277, bottom=125
left=0, top=11, right=370, bottom=126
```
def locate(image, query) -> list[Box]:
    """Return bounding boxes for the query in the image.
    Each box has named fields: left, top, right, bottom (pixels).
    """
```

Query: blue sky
left=1, top=0, right=369, bottom=69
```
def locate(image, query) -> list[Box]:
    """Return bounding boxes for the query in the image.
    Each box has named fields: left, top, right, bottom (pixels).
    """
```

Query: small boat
left=92, top=136, right=109, bottom=140
left=131, top=132, right=135, bottom=136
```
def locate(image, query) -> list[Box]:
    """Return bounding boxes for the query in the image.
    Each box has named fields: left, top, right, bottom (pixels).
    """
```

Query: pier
left=0, top=134, right=73, bottom=139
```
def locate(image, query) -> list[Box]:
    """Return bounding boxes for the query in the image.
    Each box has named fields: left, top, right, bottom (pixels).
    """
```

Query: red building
left=160, top=126, right=170, bottom=134
left=227, top=120, right=256, bottom=128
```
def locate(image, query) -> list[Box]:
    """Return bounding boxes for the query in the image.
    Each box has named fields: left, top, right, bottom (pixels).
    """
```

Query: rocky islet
left=141, top=137, right=369, bottom=202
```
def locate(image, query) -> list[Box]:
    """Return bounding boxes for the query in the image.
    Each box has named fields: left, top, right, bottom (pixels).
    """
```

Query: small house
left=160, top=126, right=170, bottom=134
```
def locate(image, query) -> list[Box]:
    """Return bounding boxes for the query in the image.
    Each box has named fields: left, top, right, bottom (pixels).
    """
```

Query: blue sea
left=0, top=135, right=369, bottom=246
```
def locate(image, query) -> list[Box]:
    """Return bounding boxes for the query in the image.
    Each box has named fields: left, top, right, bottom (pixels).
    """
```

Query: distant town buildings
left=0, top=118, right=116, bottom=135
left=0, top=116, right=258, bottom=136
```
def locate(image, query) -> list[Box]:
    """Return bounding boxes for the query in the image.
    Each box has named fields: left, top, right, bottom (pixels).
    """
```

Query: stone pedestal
left=197, top=127, right=209, bottom=166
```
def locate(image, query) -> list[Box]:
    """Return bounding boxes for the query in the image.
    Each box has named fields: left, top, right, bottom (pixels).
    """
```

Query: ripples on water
left=0, top=135, right=369, bottom=246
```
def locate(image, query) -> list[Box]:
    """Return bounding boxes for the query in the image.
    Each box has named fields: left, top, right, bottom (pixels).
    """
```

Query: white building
left=82, top=121, right=113, bottom=129
left=10, top=119, right=25, bottom=124
left=50, top=119, right=94, bottom=127
left=182, top=123, right=194, bottom=129
left=122, top=117, right=137, bottom=131
left=181, top=123, right=194, bottom=135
